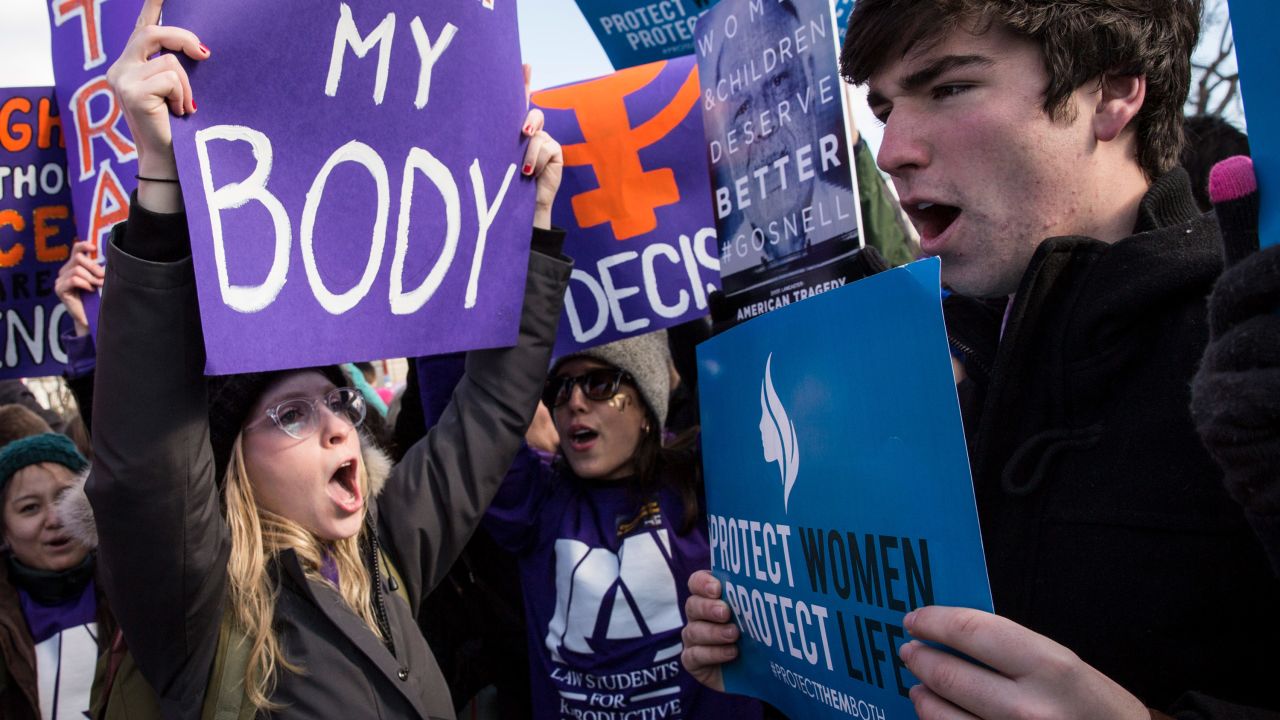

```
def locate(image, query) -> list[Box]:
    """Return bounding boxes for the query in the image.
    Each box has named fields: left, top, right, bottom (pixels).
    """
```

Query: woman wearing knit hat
left=0, top=432, right=113, bottom=720
left=479, top=330, right=763, bottom=719
left=82, top=3, right=571, bottom=718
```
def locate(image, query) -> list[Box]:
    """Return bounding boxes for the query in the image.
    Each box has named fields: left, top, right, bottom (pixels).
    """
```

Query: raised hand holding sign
left=106, top=0, right=205, bottom=216
left=144, top=0, right=543, bottom=374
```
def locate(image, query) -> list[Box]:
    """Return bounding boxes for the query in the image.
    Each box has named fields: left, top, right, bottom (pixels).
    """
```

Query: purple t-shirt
left=484, top=446, right=762, bottom=720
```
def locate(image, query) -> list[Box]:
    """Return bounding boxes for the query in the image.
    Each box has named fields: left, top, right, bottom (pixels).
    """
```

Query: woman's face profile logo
left=759, top=353, right=800, bottom=512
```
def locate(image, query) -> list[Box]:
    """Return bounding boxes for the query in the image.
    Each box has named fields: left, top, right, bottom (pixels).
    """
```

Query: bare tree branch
left=1213, top=77, right=1240, bottom=117
left=1187, top=1, right=1239, bottom=120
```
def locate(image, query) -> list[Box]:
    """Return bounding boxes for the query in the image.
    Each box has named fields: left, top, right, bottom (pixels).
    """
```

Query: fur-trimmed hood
left=55, top=468, right=97, bottom=550
left=362, top=434, right=392, bottom=499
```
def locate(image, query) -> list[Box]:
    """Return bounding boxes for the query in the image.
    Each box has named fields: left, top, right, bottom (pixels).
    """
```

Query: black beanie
left=207, top=365, right=349, bottom=486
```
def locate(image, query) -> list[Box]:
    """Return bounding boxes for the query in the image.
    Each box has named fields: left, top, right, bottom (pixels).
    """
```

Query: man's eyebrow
left=899, top=54, right=994, bottom=93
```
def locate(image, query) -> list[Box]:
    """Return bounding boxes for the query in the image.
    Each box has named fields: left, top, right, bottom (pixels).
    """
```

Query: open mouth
left=327, top=460, right=363, bottom=514
left=904, top=201, right=962, bottom=244
left=44, top=536, right=73, bottom=551
left=567, top=427, right=599, bottom=452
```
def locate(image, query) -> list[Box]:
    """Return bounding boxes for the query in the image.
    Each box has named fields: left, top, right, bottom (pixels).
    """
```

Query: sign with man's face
left=0, top=88, right=78, bottom=380
left=695, top=0, right=864, bottom=325
left=165, top=0, right=536, bottom=374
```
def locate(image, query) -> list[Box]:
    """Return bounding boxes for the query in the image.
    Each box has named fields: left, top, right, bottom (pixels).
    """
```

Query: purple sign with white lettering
left=165, top=0, right=536, bottom=374
left=534, top=56, right=720, bottom=354
left=1, top=87, right=78, bottom=380
left=48, top=0, right=141, bottom=258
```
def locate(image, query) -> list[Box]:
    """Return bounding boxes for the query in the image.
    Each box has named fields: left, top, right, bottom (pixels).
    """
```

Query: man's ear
left=1093, top=74, right=1146, bottom=143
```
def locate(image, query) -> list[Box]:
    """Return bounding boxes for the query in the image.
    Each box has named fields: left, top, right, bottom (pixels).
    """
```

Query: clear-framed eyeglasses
left=251, top=387, right=367, bottom=440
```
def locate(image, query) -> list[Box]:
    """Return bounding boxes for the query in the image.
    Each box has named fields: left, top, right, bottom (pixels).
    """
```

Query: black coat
left=945, top=169, right=1280, bottom=716
left=85, top=203, right=570, bottom=719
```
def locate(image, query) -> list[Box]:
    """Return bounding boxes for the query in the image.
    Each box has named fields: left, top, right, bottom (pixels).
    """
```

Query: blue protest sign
left=695, top=0, right=866, bottom=327
left=574, top=0, right=717, bottom=71
left=1, top=87, right=78, bottom=380
left=1228, top=0, right=1278, bottom=248
left=534, top=56, right=720, bottom=354
left=697, top=258, right=992, bottom=719
left=165, top=0, right=536, bottom=374
left=834, top=0, right=853, bottom=45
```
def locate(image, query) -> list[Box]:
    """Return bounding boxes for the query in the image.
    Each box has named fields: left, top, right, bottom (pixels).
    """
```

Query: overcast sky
left=0, top=0, right=888, bottom=156
left=0, top=0, right=613, bottom=89
left=0, top=0, right=1241, bottom=171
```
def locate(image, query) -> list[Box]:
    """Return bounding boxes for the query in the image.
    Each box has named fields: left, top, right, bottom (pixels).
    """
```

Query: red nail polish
left=199, top=43, right=210, bottom=55
left=192, top=99, right=198, bottom=111
left=523, top=124, right=533, bottom=135
left=523, top=163, right=533, bottom=175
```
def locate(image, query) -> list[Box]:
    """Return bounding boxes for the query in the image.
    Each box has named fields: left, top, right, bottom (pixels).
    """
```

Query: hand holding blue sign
left=694, top=260, right=996, bottom=719
left=896, top=607, right=1147, bottom=720
left=681, top=569, right=739, bottom=692
left=683, top=525, right=1153, bottom=720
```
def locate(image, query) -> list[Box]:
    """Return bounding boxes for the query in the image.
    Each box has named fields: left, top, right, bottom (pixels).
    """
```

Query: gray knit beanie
left=551, top=330, right=671, bottom=428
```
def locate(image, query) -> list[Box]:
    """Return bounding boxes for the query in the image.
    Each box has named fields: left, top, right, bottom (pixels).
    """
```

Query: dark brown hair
left=840, top=0, right=1202, bottom=178
left=62, top=413, right=92, bottom=461
left=0, top=404, right=54, bottom=450
left=631, top=422, right=702, bottom=535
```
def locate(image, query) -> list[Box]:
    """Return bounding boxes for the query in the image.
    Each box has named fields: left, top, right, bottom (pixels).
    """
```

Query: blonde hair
left=223, top=434, right=383, bottom=709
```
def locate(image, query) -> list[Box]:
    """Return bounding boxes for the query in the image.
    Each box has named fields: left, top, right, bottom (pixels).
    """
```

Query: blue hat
left=0, top=433, right=89, bottom=496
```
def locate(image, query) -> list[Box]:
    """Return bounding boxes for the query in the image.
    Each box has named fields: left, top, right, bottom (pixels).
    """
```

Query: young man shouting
left=683, top=1, right=1280, bottom=717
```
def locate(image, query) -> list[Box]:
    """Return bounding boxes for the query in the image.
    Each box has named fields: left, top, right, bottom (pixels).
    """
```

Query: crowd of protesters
left=2, top=0, right=1278, bottom=718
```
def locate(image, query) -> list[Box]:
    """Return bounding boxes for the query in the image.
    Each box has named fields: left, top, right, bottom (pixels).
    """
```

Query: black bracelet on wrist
left=135, top=174, right=180, bottom=183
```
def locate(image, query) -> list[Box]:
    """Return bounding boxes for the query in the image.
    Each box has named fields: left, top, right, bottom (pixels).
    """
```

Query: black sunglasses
left=543, top=368, right=634, bottom=408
